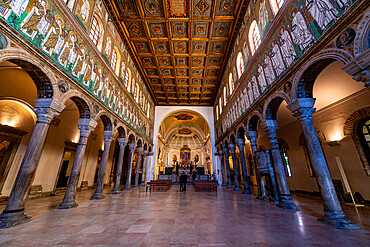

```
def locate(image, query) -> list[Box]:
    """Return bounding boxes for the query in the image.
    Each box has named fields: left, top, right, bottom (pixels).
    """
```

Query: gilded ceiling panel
left=105, top=0, right=244, bottom=105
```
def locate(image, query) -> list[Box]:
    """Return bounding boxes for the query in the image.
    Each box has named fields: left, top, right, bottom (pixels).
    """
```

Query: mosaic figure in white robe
left=291, top=10, right=315, bottom=51
left=21, top=0, right=48, bottom=40
left=10, top=0, right=28, bottom=17
left=259, top=0, right=269, bottom=33
left=104, top=37, right=111, bottom=56
left=279, top=28, right=296, bottom=67
left=270, top=42, right=285, bottom=76
left=93, top=67, right=103, bottom=96
left=247, top=85, right=254, bottom=103
left=80, top=0, right=90, bottom=22
left=242, top=41, right=250, bottom=61
left=257, top=64, right=267, bottom=92
left=42, top=17, right=62, bottom=55
left=263, top=53, right=275, bottom=85
left=306, top=0, right=337, bottom=31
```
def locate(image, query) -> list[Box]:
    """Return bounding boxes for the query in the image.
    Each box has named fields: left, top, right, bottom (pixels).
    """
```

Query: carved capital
left=34, top=107, right=60, bottom=124
left=229, top=143, right=236, bottom=154
left=103, top=130, right=114, bottom=144
left=292, top=107, right=316, bottom=121
left=137, top=147, right=143, bottom=154
left=117, top=137, right=126, bottom=148
left=352, top=69, right=370, bottom=87
left=78, top=118, right=97, bottom=138
left=149, top=152, right=154, bottom=156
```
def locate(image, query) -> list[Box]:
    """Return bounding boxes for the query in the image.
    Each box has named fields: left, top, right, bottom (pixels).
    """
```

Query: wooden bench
left=146, top=180, right=172, bottom=192
left=193, top=180, right=217, bottom=192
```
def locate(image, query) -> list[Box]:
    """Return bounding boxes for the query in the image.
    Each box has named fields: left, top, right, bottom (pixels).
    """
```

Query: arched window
left=110, top=49, right=117, bottom=71
left=279, top=141, right=292, bottom=177
left=269, top=0, right=285, bottom=16
left=216, top=105, right=219, bottom=120
left=236, top=52, right=244, bottom=78
left=125, top=68, right=131, bottom=89
left=249, top=20, right=261, bottom=55
left=147, top=102, right=150, bottom=118
left=89, top=16, right=100, bottom=46
left=219, top=98, right=222, bottom=114
left=223, top=87, right=227, bottom=106
left=228, top=73, right=234, bottom=95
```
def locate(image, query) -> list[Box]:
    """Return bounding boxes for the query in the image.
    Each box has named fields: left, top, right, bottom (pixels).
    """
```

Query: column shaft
left=111, top=138, right=126, bottom=194
left=237, top=140, right=252, bottom=194
left=266, top=126, right=299, bottom=210
left=223, top=148, right=233, bottom=188
left=218, top=151, right=226, bottom=186
left=249, top=131, right=265, bottom=197
left=90, top=131, right=113, bottom=200
left=125, top=145, right=136, bottom=190
left=141, top=151, right=149, bottom=186
left=230, top=144, right=241, bottom=191
left=134, top=148, right=143, bottom=187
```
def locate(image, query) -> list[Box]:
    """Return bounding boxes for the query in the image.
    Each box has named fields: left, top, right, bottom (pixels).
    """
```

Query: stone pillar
left=140, top=150, right=149, bottom=186
left=146, top=152, right=154, bottom=183
left=223, top=147, right=233, bottom=188
left=265, top=120, right=299, bottom=211
left=90, top=130, right=114, bottom=200
left=237, top=139, right=252, bottom=194
left=134, top=147, right=143, bottom=187
left=124, top=143, right=136, bottom=190
left=217, top=150, right=226, bottom=186
left=290, top=102, right=359, bottom=229
left=229, top=143, right=241, bottom=191
left=110, top=138, right=127, bottom=194
left=248, top=131, right=265, bottom=197
left=57, top=118, right=97, bottom=208
left=0, top=99, right=64, bottom=228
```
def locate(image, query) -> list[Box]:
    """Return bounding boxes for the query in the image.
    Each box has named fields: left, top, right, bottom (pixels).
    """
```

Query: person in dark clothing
left=179, top=172, right=187, bottom=192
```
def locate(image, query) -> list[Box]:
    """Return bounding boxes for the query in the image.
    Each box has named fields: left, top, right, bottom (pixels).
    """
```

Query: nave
left=0, top=186, right=369, bottom=246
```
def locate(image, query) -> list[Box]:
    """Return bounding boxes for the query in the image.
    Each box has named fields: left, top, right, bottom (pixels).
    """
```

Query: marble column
left=237, top=139, right=252, bottom=194
left=217, top=151, right=226, bottom=186
left=110, top=138, right=127, bottom=194
left=265, top=120, right=299, bottom=211
left=0, top=99, right=64, bottom=228
left=57, top=118, right=97, bottom=208
left=124, top=143, right=136, bottom=190
left=290, top=103, right=359, bottom=229
left=145, top=152, right=154, bottom=183
left=134, top=147, right=143, bottom=187
left=223, top=147, right=233, bottom=188
left=229, top=143, right=241, bottom=191
left=248, top=131, right=266, bottom=197
left=90, top=130, right=114, bottom=200
left=140, top=150, right=149, bottom=186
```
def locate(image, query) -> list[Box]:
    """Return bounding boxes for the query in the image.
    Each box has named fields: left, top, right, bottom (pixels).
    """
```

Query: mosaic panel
left=176, top=68, right=189, bottom=76
left=216, top=0, right=235, bottom=16
left=135, top=42, right=151, bottom=53
left=192, top=57, right=205, bottom=67
left=194, top=0, right=212, bottom=17
left=153, top=41, right=170, bottom=53
left=126, top=21, right=146, bottom=37
left=192, top=42, right=207, bottom=54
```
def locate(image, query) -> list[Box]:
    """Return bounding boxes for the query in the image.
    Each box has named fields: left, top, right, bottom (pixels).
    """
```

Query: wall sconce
left=328, top=140, right=341, bottom=146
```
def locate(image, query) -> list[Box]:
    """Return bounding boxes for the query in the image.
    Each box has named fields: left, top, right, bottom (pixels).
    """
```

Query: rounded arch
left=236, top=52, right=244, bottom=78
left=236, top=125, right=247, bottom=140
left=127, top=133, right=136, bottom=147
left=248, top=20, right=261, bottom=55
left=229, top=133, right=237, bottom=145
left=0, top=48, right=59, bottom=101
left=263, top=91, right=291, bottom=120
left=111, top=46, right=121, bottom=76
left=291, top=49, right=354, bottom=101
left=143, top=143, right=148, bottom=151
left=94, top=111, right=113, bottom=131
left=228, top=72, right=234, bottom=94
left=343, top=107, right=370, bottom=136
left=89, top=13, right=104, bottom=51
left=353, top=8, right=370, bottom=57
left=60, top=90, right=94, bottom=118
left=246, top=111, right=264, bottom=132
left=116, top=126, right=126, bottom=138
left=136, top=138, right=143, bottom=148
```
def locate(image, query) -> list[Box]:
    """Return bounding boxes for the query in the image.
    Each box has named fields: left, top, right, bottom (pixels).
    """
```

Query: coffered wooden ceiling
left=104, top=0, right=248, bottom=105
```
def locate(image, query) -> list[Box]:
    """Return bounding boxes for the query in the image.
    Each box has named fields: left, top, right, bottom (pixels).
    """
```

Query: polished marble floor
left=0, top=185, right=369, bottom=246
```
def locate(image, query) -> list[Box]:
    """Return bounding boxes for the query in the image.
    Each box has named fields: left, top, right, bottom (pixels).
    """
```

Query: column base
left=243, top=188, right=252, bottom=195
left=0, top=209, right=31, bottom=228
left=227, top=183, right=233, bottom=188
left=233, top=187, right=241, bottom=191
left=319, top=213, right=360, bottom=229
left=140, top=183, right=145, bottom=186
left=124, top=186, right=131, bottom=191
left=277, top=196, right=300, bottom=211
left=110, top=189, right=120, bottom=195
left=90, top=193, right=105, bottom=200
left=56, top=200, right=78, bottom=209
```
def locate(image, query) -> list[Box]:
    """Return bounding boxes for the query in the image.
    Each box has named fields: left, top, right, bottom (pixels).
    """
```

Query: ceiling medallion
left=216, top=24, right=227, bottom=34
left=145, top=0, right=160, bottom=14
left=175, top=114, right=194, bottom=121
left=178, top=128, right=192, bottom=135
left=173, top=23, right=186, bottom=36
left=167, top=0, right=189, bottom=18
left=220, top=0, right=234, bottom=14
left=193, top=58, right=202, bottom=65
left=159, top=57, right=171, bottom=65
left=175, top=42, right=186, bottom=52
left=142, top=57, right=153, bottom=65
left=195, top=0, right=210, bottom=14
left=129, top=23, right=141, bottom=36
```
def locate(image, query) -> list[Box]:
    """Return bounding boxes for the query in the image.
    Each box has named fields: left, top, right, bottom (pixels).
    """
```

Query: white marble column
left=124, top=143, right=136, bottom=190
left=134, top=147, right=143, bottom=187
left=140, top=150, right=149, bottom=186
left=90, top=130, right=114, bottom=200
left=0, top=99, right=64, bottom=228
left=289, top=99, right=359, bottom=229
left=223, top=147, right=233, bottom=188
left=264, top=120, right=299, bottom=211
left=57, top=118, right=97, bottom=208
left=145, top=152, right=154, bottom=183
left=229, top=143, right=241, bottom=191
left=237, top=139, right=252, bottom=194
left=110, top=138, right=127, bottom=194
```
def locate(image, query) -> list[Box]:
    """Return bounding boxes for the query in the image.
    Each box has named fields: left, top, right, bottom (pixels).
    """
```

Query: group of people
left=179, top=172, right=197, bottom=192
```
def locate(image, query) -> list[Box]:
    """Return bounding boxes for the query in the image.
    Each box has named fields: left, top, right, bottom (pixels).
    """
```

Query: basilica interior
left=0, top=0, right=369, bottom=245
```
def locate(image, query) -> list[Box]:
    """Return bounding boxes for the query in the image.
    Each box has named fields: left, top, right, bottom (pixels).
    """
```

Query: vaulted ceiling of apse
left=103, top=0, right=248, bottom=105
